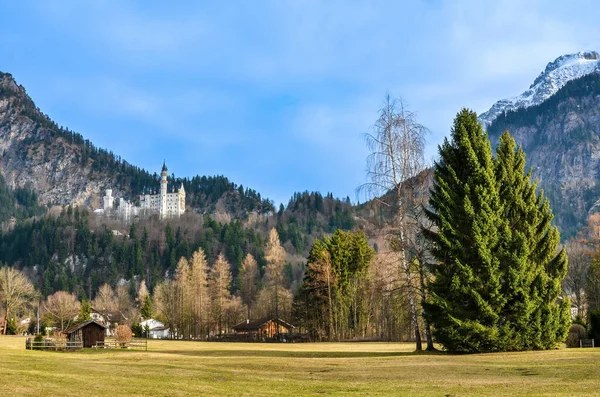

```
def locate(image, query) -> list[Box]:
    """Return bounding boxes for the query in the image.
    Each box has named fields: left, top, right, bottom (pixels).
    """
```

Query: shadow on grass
left=151, top=349, right=446, bottom=359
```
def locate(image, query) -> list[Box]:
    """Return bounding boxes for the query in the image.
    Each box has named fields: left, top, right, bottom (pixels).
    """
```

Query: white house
left=140, top=318, right=170, bottom=339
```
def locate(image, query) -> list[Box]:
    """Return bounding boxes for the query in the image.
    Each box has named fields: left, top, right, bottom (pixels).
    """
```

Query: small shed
left=64, top=320, right=106, bottom=348
left=233, top=317, right=295, bottom=339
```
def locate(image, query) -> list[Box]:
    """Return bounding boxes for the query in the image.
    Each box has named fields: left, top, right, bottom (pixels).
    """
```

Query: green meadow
left=1, top=336, right=599, bottom=396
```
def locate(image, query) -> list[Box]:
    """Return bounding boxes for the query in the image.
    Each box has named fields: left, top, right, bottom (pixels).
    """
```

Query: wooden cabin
left=232, top=317, right=295, bottom=339
left=64, top=320, right=106, bottom=348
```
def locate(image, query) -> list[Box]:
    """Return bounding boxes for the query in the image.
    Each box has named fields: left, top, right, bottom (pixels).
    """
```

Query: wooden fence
left=93, top=337, right=148, bottom=351
left=25, top=338, right=83, bottom=351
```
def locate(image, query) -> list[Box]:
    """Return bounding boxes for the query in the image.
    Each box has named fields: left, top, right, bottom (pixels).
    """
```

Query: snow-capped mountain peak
left=479, top=51, right=600, bottom=127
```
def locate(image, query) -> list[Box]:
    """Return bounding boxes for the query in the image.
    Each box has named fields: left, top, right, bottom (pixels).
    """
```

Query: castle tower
left=103, top=189, right=114, bottom=211
left=160, top=161, right=168, bottom=218
left=179, top=182, right=186, bottom=215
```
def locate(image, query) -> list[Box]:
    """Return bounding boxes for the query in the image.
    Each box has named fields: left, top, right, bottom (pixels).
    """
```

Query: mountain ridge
left=479, top=51, right=600, bottom=127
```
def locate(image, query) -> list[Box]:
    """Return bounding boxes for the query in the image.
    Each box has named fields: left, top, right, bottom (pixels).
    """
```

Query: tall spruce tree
left=423, top=109, right=506, bottom=353
left=495, top=131, right=569, bottom=350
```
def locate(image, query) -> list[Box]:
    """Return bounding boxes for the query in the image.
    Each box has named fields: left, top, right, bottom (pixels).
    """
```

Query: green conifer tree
left=423, top=109, right=506, bottom=352
left=494, top=131, right=570, bottom=350
left=79, top=299, right=92, bottom=322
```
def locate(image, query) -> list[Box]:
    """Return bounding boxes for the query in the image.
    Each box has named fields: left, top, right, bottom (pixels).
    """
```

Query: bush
left=6, top=318, right=19, bottom=335
left=33, top=334, right=44, bottom=350
left=51, top=331, right=67, bottom=350
left=565, top=324, right=587, bottom=348
left=114, top=325, right=132, bottom=348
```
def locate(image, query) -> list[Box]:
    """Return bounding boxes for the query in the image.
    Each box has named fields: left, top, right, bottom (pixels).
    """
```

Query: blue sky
left=1, top=1, right=599, bottom=205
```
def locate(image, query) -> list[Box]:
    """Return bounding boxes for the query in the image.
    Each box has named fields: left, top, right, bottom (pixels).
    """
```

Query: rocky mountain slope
left=479, top=51, right=600, bottom=127
left=0, top=71, right=273, bottom=216
left=0, top=72, right=116, bottom=207
left=487, top=69, right=600, bottom=237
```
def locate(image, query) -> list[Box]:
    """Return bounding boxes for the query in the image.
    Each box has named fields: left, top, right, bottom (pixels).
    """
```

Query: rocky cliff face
left=487, top=71, right=600, bottom=237
left=0, top=72, right=128, bottom=207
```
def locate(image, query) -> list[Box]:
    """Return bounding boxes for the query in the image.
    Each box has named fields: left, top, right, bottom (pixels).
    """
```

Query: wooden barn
left=64, top=320, right=106, bottom=348
left=233, top=317, right=295, bottom=339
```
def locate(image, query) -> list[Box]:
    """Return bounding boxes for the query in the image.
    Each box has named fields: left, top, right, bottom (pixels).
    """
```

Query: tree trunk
left=3, top=309, right=8, bottom=335
left=401, top=230, right=422, bottom=351
left=418, top=267, right=435, bottom=350
left=327, top=268, right=334, bottom=341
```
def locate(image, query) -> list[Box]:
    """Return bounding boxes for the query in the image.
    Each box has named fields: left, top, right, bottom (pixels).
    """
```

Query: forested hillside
left=0, top=191, right=356, bottom=299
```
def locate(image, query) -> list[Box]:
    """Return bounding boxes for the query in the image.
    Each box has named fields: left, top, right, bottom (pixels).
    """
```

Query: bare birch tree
left=359, top=94, right=431, bottom=350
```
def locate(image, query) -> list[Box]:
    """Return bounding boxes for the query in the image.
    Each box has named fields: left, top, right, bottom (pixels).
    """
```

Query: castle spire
left=162, top=160, right=167, bottom=173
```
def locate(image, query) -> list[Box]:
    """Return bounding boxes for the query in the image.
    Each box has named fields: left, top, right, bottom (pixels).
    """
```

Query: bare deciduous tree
left=175, top=257, right=192, bottom=338
left=137, top=280, right=149, bottom=307
left=239, top=253, right=260, bottom=320
left=190, top=248, right=209, bottom=338
left=209, top=254, right=232, bottom=336
left=0, top=266, right=36, bottom=335
left=43, top=291, right=80, bottom=331
left=92, top=283, right=117, bottom=327
left=264, top=228, right=287, bottom=336
left=114, top=324, right=133, bottom=347
left=359, top=94, right=431, bottom=350
left=565, top=239, right=592, bottom=317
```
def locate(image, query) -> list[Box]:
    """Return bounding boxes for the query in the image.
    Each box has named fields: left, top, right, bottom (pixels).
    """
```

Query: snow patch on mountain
left=479, top=51, right=600, bottom=127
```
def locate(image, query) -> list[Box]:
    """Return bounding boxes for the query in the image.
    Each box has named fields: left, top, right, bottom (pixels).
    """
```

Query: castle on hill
left=101, top=162, right=185, bottom=220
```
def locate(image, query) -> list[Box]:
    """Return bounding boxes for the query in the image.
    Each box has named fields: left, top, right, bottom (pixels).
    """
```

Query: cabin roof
left=64, top=319, right=107, bottom=334
left=232, top=317, right=296, bottom=331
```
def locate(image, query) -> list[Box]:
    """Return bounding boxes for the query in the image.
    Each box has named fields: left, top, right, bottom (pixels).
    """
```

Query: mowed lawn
left=1, top=336, right=600, bottom=396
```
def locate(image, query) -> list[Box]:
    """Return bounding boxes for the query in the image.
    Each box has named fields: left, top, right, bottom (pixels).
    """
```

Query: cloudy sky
left=1, top=1, right=599, bottom=205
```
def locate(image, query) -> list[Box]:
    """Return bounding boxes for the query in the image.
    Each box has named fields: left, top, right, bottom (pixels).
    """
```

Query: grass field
left=1, top=336, right=600, bottom=396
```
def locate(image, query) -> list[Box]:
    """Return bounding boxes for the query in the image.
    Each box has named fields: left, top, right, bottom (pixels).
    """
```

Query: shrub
left=6, top=318, right=19, bottom=335
left=33, top=334, right=44, bottom=350
left=51, top=331, right=67, bottom=350
left=114, top=325, right=132, bottom=348
left=565, top=324, right=587, bottom=348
